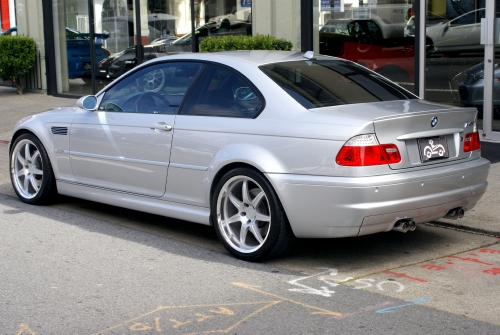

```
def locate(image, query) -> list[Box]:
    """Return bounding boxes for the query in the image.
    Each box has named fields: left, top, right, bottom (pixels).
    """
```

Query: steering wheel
left=134, top=91, right=171, bottom=113
left=136, top=69, right=165, bottom=92
left=234, top=87, right=256, bottom=101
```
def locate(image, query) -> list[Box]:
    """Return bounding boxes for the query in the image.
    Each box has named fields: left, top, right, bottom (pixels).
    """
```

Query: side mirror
left=76, top=95, right=98, bottom=111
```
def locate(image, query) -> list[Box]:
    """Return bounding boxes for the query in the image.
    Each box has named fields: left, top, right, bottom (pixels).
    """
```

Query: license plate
left=418, top=136, right=449, bottom=162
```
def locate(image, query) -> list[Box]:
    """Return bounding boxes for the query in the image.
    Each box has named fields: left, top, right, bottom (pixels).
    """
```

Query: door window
left=180, top=64, right=263, bottom=118
left=99, top=62, right=203, bottom=114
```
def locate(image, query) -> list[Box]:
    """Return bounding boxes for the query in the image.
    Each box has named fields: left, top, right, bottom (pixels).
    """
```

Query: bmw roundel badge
left=431, top=117, right=438, bottom=128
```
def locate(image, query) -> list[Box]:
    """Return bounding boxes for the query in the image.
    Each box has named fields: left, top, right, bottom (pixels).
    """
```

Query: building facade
left=7, top=0, right=500, bottom=140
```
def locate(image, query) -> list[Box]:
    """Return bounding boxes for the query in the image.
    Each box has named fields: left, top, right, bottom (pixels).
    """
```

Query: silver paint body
left=10, top=51, right=490, bottom=238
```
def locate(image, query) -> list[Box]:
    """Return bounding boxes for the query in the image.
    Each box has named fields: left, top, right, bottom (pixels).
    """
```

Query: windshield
left=259, top=60, right=418, bottom=109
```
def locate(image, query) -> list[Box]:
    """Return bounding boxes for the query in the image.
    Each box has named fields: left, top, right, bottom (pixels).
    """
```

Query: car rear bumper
left=266, top=158, right=490, bottom=238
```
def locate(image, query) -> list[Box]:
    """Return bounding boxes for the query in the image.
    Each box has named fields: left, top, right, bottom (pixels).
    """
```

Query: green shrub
left=200, top=34, right=293, bottom=52
left=0, top=35, right=36, bottom=94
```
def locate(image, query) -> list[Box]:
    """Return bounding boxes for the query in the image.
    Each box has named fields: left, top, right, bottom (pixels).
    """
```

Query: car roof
left=145, top=50, right=332, bottom=67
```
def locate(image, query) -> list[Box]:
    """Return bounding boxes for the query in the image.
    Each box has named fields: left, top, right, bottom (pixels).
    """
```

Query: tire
left=212, top=168, right=295, bottom=261
left=10, top=133, right=58, bottom=205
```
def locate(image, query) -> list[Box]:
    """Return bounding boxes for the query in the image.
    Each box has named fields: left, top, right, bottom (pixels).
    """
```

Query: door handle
left=151, top=123, right=172, bottom=131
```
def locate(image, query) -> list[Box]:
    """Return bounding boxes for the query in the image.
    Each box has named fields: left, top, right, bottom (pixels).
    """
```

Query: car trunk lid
left=311, top=99, right=479, bottom=170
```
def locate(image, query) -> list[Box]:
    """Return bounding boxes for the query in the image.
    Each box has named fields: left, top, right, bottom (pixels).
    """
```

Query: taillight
left=336, top=134, right=401, bottom=166
left=463, top=131, right=480, bottom=152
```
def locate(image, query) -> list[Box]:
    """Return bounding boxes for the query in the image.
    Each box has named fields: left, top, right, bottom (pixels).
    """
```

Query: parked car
left=98, top=43, right=166, bottom=80
left=0, top=26, right=17, bottom=35
left=0, top=26, right=109, bottom=79
left=9, top=51, right=489, bottom=261
left=207, top=7, right=251, bottom=28
left=408, top=9, right=499, bottom=56
left=456, top=62, right=500, bottom=116
left=320, top=19, right=415, bottom=83
left=164, top=22, right=249, bottom=54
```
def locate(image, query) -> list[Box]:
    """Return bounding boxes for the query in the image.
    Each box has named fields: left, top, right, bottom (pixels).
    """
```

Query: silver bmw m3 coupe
left=9, top=51, right=490, bottom=261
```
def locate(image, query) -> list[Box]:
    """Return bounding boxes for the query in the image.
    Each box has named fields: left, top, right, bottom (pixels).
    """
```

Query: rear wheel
left=10, top=134, right=57, bottom=205
left=212, top=168, right=295, bottom=261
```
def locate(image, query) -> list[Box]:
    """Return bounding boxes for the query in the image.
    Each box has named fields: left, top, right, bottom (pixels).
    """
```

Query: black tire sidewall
left=211, top=168, right=283, bottom=261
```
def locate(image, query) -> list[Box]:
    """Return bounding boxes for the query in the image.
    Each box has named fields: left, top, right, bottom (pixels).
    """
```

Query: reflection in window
left=99, top=62, right=202, bottom=114
left=181, top=64, right=262, bottom=118
left=260, top=60, right=416, bottom=109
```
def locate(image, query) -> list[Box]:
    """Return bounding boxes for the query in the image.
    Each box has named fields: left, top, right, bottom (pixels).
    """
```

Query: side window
left=180, top=64, right=262, bottom=118
left=99, top=62, right=203, bottom=114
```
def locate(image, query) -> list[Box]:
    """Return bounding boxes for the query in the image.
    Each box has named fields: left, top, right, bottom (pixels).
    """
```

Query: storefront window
left=314, top=0, right=414, bottom=92
left=52, top=0, right=251, bottom=96
left=424, top=0, right=500, bottom=132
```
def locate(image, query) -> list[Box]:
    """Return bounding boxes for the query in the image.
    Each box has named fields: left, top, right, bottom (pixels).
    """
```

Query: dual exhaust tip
left=444, top=207, right=465, bottom=220
left=392, top=219, right=416, bottom=233
left=391, top=207, right=465, bottom=233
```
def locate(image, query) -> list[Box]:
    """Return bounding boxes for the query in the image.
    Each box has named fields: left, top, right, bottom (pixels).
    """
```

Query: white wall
left=252, top=0, right=301, bottom=51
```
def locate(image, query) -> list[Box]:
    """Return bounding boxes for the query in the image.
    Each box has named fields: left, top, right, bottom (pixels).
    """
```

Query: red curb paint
left=420, top=264, right=445, bottom=270
left=448, top=255, right=493, bottom=266
left=0, top=140, right=9, bottom=145
left=479, top=248, right=500, bottom=254
left=383, top=271, right=428, bottom=283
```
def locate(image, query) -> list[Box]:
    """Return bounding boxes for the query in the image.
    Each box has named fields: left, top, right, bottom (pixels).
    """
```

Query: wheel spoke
left=31, top=150, right=40, bottom=163
left=16, top=169, right=26, bottom=177
left=17, top=152, right=27, bottom=165
left=228, top=192, right=243, bottom=210
left=239, top=223, right=249, bottom=246
left=251, top=190, right=266, bottom=208
left=241, top=180, right=251, bottom=204
left=23, top=175, right=30, bottom=193
left=222, top=213, right=240, bottom=227
left=249, top=222, right=264, bottom=244
left=32, top=167, right=43, bottom=176
left=24, top=143, right=32, bottom=162
left=30, top=176, right=40, bottom=192
left=255, top=212, right=270, bottom=222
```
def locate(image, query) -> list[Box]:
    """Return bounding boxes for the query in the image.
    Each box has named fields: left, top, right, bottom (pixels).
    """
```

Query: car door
left=69, top=61, right=203, bottom=197
left=164, top=63, right=264, bottom=206
left=437, top=9, right=483, bottom=52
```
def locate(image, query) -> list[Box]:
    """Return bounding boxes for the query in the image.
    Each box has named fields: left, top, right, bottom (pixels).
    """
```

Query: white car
left=208, top=8, right=251, bottom=29
left=420, top=9, right=495, bottom=56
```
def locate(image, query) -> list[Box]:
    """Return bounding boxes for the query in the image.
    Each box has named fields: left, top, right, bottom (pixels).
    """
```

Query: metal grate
left=19, top=49, right=43, bottom=91
left=51, top=127, right=68, bottom=135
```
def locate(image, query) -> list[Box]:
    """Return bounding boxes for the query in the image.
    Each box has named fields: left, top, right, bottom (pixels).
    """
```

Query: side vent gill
left=51, top=126, right=68, bottom=135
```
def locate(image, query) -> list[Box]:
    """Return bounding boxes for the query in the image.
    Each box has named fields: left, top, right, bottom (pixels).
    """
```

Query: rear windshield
left=259, top=60, right=418, bottom=109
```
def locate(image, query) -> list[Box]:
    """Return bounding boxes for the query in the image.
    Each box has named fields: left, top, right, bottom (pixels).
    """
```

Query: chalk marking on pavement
left=376, top=298, right=430, bottom=314
left=95, top=300, right=280, bottom=335
left=287, top=268, right=342, bottom=297
left=232, top=282, right=342, bottom=317
left=0, top=140, right=9, bottom=145
left=16, top=324, right=36, bottom=335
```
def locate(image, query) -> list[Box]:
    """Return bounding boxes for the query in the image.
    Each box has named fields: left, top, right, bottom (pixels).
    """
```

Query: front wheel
left=10, top=133, right=57, bottom=205
left=212, top=168, right=295, bottom=261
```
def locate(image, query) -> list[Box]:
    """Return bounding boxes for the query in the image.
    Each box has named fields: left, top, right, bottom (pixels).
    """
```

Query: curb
left=426, top=221, right=500, bottom=238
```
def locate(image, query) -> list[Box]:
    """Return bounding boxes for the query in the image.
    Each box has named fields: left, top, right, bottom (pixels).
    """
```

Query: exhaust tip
left=408, top=220, right=416, bottom=231
left=392, top=219, right=412, bottom=233
left=458, top=208, right=465, bottom=219
left=445, top=208, right=463, bottom=220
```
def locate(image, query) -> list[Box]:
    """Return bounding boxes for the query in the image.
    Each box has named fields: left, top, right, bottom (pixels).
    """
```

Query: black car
left=98, top=44, right=165, bottom=80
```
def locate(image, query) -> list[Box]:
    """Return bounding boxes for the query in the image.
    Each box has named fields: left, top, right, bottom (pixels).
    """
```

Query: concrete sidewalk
left=1, top=86, right=499, bottom=236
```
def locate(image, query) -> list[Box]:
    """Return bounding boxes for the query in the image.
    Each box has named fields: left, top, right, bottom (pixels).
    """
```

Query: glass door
left=482, top=0, right=500, bottom=140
